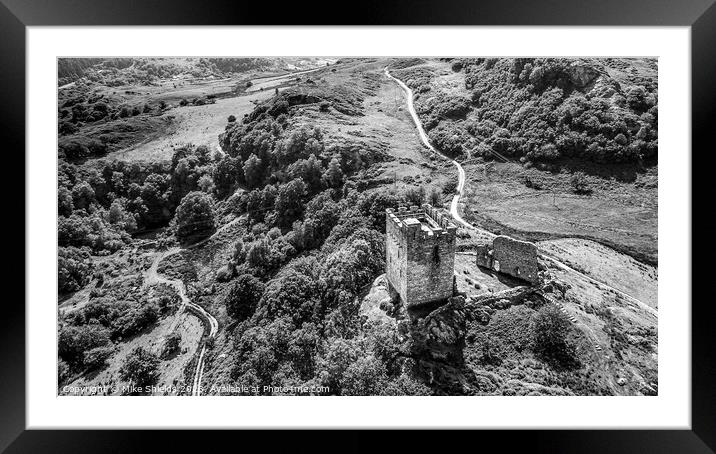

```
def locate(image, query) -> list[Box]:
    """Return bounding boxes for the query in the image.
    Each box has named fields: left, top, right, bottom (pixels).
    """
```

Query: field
left=115, top=90, right=278, bottom=162
left=460, top=160, right=658, bottom=265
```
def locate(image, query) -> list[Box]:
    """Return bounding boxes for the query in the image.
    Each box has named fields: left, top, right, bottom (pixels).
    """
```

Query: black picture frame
left=4, top=0, right=711, bottom=452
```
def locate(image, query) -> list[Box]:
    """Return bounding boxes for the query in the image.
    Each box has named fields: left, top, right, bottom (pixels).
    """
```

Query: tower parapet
left=385, top=203, right=457, bottom=308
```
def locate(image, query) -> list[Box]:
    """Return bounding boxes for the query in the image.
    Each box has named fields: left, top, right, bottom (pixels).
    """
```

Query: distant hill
left=58, top=57, right=334, bottom=87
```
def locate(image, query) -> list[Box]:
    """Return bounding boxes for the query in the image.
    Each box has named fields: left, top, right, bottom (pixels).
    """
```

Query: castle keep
left=475, top=236, right=540, bottom=284
left=385, top=204, right=457, bottom=308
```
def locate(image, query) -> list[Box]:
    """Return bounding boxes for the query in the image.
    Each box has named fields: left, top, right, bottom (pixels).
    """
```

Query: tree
left=58, top=324, right=112, bottom=367
left=174, top=191, right=215, bottom=242
left=58, top=246, right=93, bottom=293
left=58, top=187, right=74, bottom=216
left=257, top=266, right=322, bottom=324
left=428, top=187, right=442, bottom=206
left=72, top=181, right=95, bottom=210
left=243, top=153, right=264, bottom=189
left=531, top=305, right=580, bottom=369
left=321, top=228, right=385, bottom=300
left=340, top=356, right=388, bottom=396
left=231, top=239, right=247, bottom=265
left=274, top=179, right=307, bottom=227
left=119, top=346, right=161, bottom=389
left=228, top=115, right=236, bottom=123
left=288, top=155, right=324, bottom=194
left=403, top=186, right=425, bottom=206
left=225, top=274, right=265, bottom=321
left=213, top=155, right=242, bottom=199
left=108, top=198, right=137, bottom=232
left=246, top=238, right=271, bottom=270
left=322, top=157, right=344, bottom=188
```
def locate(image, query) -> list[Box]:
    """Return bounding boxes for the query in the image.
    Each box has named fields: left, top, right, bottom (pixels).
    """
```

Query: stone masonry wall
left=475, top=236, right=540, bottom=284
left=405, top=229, right=455, bottom=306
left=385, top=204, right=457, bottom=307
left=385, top=210, right=408, bottom=302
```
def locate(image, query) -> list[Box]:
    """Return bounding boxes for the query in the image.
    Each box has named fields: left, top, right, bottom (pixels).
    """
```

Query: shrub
left=471, top=333, right=504, bottom=365
left=59, top=121, right=79, bottom=135
left=58, top=359, right=70, bottom=385
left=227, top=114, right=236, bottom=123
left=443, top=178, right=458, bottom=195
left=161, top=332, right=182, bottom=358
left=119, top=346, right=161, bottom=389
left=83, top=345, right=115, bottom=370
left=112, top=303, right=160, bottom=339
left=528, top=143, right=560, bottom=162
left=531, top=305, right=580, bottom=369
left=521, top=173, right=543, bottom=190
left=569, top=171, right=591, bottom=194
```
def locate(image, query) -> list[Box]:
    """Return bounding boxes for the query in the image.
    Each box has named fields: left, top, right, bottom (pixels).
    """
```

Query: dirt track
left=143, top=217, right=241, bottom=395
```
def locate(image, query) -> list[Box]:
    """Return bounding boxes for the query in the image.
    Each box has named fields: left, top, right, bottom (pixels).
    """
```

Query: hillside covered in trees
left=394, top=58, right=657, bottom=166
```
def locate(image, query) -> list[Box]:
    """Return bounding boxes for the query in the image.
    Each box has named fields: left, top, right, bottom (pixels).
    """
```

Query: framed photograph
left=7, top=0, right=712, bottom=451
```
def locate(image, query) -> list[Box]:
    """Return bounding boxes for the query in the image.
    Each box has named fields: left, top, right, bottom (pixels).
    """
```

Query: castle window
left=432, top=245, right=440, bottom=264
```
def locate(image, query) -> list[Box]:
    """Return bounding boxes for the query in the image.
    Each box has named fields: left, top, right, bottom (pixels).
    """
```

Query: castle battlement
left=385, top=203, right=457, bottom=308
left=386, top=204, right=457, bottom=243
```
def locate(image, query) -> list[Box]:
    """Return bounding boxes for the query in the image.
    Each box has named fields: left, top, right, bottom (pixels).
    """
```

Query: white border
left=27, top=26, right=691, bottom=429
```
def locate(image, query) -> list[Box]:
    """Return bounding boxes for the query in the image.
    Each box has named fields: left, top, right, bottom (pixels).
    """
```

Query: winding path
left=384, top=67, right=478, bottom=233
left=384, top=67, right=654, bottom=317
left=143, top=216, right=241, bottom=395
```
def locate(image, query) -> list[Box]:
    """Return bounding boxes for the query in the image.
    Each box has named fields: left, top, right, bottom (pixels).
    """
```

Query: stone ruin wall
left=385, top=208, right=408, bottom=303
left=405, top=225, right=456, bottom=306
left=386, top=204, right=457, bottom=307
left=476, top=235, right=540, bottom=284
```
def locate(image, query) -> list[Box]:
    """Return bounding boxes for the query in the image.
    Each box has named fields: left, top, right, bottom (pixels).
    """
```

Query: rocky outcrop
left=408, top=296, right=467, bottom=365
left=359, top=274, right=398, bottom=324
left=566, top=61, right=601, bottom=89
left=466, top=286, right=537, bottom=310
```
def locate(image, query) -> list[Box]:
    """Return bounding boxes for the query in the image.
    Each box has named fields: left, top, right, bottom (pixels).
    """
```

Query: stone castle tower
left=385, top=204, right=457, bottom=308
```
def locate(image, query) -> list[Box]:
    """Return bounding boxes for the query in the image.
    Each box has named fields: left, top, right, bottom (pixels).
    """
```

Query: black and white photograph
left=5, top=0, right=709, bottom=445
left=56, top=56, right=659, bottom=397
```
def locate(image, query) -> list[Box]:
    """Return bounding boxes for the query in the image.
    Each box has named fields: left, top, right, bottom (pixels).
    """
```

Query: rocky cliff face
left=565, top=60, right=602, bottom=90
